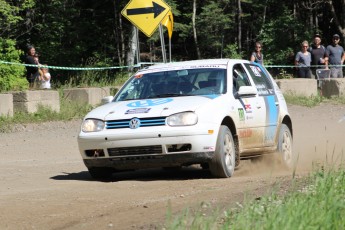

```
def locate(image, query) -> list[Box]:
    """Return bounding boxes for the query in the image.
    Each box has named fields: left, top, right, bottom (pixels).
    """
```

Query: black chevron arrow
left=127, top=1, right=166, bottom=18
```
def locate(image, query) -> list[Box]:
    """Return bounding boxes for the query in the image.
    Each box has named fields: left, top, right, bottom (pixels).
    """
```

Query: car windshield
left=114, top=68, right=227, bottom=101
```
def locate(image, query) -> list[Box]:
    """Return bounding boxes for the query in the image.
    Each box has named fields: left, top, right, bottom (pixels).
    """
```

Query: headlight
left=81, top=119, right=105, bottom=132
left=167, top=112, right=198, bottom=126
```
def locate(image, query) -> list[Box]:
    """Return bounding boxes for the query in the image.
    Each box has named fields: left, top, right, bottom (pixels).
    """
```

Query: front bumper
left=83, top=151, right=214, bottom=170
left=78, top=126, right=219, bottom=170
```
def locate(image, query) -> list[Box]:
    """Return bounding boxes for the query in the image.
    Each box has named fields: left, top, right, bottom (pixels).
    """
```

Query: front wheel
left=209, top=125, right=236, bottom=178
left=278, top=124, right=294, bottom=168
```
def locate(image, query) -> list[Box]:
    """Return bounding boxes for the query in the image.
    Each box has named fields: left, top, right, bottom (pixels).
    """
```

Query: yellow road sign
left=121, top=0, right=171, bottom=37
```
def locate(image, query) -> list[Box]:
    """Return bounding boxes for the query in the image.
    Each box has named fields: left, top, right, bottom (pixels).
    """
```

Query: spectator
left=309, top=34, right=328, bottom=79
left=250, top=42, right=263, bottom=65
left=295, top=41, right=312, bottom=78
left=39, top=65, right=51, bottom=89
left=24, top=45, right=40, bottom=89
left=326, top=34, right=345, bottom=78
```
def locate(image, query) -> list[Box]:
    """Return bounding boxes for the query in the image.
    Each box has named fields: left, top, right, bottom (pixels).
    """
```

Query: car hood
left=85, top=95, right=220, bottom=120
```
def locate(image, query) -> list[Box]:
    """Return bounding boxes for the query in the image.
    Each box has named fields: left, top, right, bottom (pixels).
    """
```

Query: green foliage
left=259, top=8, right=301, bottom=65
left=0, top=38, right=27, bottom=92
left=223, top=44, right=245, bottom=59
left=0, top=0, right=342, bottom=91
left=197, top=1, right=232, bottom=58
left=0, top=0, right=35, bottom=38
left=165, top=168, right=345, bottom=230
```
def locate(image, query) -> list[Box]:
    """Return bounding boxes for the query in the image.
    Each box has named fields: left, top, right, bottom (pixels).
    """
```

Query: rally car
left=77, top=59, right=293, bottom=179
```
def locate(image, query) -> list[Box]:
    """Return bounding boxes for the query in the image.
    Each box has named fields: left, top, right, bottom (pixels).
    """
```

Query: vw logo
left=129, top=118, right=141, bottom=129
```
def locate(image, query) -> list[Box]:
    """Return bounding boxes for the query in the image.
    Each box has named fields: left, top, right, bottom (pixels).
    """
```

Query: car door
left=232, top=64, right=266, bottom=150
left=244, top=63, right=279, bottom=147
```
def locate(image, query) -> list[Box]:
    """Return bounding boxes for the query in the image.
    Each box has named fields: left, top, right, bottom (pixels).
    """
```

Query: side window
left=244, top=64, right=274, bottom=96
left=232, top=64, right=251, bottom=94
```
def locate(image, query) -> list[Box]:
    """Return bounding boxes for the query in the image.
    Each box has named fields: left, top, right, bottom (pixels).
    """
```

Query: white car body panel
left=77, top=59, right=292, bottom=177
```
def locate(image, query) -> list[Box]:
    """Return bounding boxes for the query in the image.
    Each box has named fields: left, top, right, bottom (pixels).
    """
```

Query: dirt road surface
left=1, top=104, right=345, bottom=230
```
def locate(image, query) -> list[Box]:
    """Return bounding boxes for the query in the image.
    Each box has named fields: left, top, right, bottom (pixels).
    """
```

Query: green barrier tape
left=0, top=60, right=141, bottom=70
left=265, top=65, right=334, bottom=68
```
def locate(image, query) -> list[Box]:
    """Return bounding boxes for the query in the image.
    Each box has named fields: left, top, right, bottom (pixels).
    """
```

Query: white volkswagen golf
left=78, top=59, right=293, bottom=179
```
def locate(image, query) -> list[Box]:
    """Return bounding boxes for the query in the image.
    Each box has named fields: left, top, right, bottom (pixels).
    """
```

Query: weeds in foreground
left=164, top=166, right=345, bottom=230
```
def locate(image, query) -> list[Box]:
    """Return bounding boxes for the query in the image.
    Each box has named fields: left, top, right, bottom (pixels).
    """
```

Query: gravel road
left=1, top=104, right=345, bottom=229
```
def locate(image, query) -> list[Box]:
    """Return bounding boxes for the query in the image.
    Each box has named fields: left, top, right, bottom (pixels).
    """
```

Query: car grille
left=108, top=145, right=163, bottom=156
left=106, top=117, right=166, bottom=129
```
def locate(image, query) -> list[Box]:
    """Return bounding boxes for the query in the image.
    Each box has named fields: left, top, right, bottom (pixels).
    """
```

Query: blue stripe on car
left=264, top=95, right=279, bottom=144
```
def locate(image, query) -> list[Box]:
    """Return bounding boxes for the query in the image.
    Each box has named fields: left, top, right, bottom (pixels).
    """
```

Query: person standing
left=326, top=34, right=345, bottom=78
left=250, top=42, right=263, bottom=66
left=39, top=65, right=51, bottom=89
left=295, top=41, right=312, bottom=78
left=24, top=45, right=40, bottom=89
left=309, top=34, right=328, bottom=78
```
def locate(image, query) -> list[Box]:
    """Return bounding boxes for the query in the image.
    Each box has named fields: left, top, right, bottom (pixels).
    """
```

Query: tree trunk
left=328, top=1, right=345, bottom=37
left=237, top=0, right=242, bottom=53
left=192, top=0, right=201, bottom=59
left=113, top=1, right=122, bottom=65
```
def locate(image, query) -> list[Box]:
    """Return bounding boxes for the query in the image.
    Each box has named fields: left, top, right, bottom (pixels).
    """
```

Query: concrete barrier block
left=13, top=90, right=60, bottom=113
left=63, top=87, right=107, bottom=106
left=275, top=79, right=318, bottom=97
left=12, top=91, right=41, bottom=102
left=0, top=94, right=13, bottom=117
left=100, top=87, right=111, bottom=97
left=40, top=90, right=60, bottom=112
left=321, top=78, right=345, bottom=98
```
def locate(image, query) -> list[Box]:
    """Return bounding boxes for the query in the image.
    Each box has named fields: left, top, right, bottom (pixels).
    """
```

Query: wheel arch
left=282, top=115, right=293, bottom=138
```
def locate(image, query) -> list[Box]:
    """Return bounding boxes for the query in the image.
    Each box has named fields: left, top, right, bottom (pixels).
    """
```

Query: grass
left=164, top=166, right=345, bottom=230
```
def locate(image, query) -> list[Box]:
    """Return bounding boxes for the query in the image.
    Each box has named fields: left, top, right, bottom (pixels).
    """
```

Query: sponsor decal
left=238, top=108, right=245, bottom=121
left=203, top=146, right=215, bottom=151
left=246, top=115, right=254, bottom=120
left=244, top=103, right=252, bottom=113
left=238, top=129, right=253, bottom=138
left=127, top=98, right=173, bottom=108
left=125, top=108, right=151, bottom=114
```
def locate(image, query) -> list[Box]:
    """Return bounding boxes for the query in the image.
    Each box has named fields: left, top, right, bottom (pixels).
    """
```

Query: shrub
left=0, top=38, right=27, bottom=92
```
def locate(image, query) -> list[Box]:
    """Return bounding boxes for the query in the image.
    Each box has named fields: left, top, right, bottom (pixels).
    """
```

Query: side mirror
left=237, top=86, right=257, bottom=97
left=101, top=96, right=114, bottom=105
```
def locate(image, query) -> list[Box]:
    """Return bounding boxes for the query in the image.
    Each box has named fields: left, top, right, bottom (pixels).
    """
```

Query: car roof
left=138, top=59, right=251, bottom=73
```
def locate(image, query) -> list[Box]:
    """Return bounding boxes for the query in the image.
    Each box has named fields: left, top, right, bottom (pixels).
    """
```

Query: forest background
left=0, top=0, right=344, bottom=92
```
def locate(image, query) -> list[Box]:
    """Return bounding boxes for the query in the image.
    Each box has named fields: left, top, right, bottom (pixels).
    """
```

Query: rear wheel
left=88, top=167, right=113, bottom=180
left=209, top=125, right=236, bottom=178
left=278, top=124, right=294, bottom=168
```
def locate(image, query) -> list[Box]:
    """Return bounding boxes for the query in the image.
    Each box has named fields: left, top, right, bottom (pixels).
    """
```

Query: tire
left=277, top=124, right=294, bottom=168
left=209, top=125, right=236, bottom=178
left=88, top=167, right=113, bottom=180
